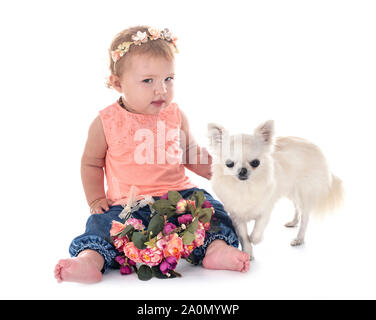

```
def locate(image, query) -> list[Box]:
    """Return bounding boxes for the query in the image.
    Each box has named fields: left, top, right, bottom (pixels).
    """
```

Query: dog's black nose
left=239, top=167, right=248, bottom=176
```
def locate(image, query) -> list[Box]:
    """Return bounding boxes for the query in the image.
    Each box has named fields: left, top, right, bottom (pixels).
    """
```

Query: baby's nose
left=155, top=81, right=167, bottom=94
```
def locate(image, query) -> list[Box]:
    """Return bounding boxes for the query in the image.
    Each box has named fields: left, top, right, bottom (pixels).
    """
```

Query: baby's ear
left=109, top=74, right=123, bottom=93
left=208, top=123, right=228, bottom=148
left=254, top=120, right=275, bottom=144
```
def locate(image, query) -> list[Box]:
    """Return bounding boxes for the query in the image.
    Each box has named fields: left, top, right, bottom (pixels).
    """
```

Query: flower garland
left=110, top=190, right=215, bottom=280
left=111, top=27, right=178, bottom=63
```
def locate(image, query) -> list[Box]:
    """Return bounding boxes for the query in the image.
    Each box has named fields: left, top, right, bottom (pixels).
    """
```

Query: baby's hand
left=89, top=197, right=114, bottom=214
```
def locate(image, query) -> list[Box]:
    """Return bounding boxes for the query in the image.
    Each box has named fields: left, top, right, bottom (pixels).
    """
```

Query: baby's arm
left=81, top=116, right=111, bottom=212
left=179, top=109, right=212, bottom=180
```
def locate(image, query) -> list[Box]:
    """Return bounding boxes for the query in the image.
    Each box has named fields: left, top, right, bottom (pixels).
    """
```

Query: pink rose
left=156, top=234, right=168, bottom=251
left=194, top=222, right=206, bottom=247
left=110, top=220, right=126, bottom=236
left=113, top=235, right=129, bottom=252
left=163, top=233, right=183, bottom=261
left=176, top=199, right=188, bottom=213
left=182, top=244, right=195, bottom=258
left=123, top=242, right=143, bottom=263
left=163, top=222, right=177, bottom=235
left=178, top=214, right=192, bottom=225
left=140, top=247, right=164, bottom=266
left=125, top=218, right=145, bottom=231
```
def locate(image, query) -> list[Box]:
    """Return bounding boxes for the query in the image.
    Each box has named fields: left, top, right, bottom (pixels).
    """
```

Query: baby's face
left=118, top=54, right=175, bottom=115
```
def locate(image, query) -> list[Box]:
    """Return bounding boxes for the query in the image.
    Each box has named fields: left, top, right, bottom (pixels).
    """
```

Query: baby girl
left=54, top=26, right=250, bottom=283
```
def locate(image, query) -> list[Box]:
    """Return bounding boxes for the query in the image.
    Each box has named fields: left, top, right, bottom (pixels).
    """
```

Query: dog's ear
left=254, top=120, right=275, bottom=144
left=208, top=123, right=228, bottom=147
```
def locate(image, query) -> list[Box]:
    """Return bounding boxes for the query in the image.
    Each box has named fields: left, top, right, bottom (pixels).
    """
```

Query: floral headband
left=111, top=27, right=178, bottom=64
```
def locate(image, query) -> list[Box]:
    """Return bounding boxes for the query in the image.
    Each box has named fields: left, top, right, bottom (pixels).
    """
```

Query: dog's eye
left=225, top=160, right=235, bottom=168
left=250, top=159, right=260, bottom=168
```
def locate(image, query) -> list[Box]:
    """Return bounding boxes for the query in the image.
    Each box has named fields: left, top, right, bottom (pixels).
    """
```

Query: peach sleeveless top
left=99, top=100, right=197, bottom=206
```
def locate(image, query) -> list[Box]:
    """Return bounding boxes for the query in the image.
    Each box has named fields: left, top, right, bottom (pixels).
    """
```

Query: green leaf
left=168, top=191, right=182, bottom=205
left=182, top=231, right=195, bottom=245
left=186, top=218, right=199, bottom=233
left=166, top=209, right=177, bottom=219
left=118, top=224, right=134, bottom=238
left=137, top=265, right=153, bottom=281
left=193, top=191, right=206, bottom=209
left=147, top=213, right=165, bottom=237
left=151, top=266, right=177, bottom=279
left=132, top=232, right=147, bottom=249
left=187, top=202, right=196, bottom=215
left=152, top=199, right=176, bottom=216
left=198, top=208, right=212, bottom=223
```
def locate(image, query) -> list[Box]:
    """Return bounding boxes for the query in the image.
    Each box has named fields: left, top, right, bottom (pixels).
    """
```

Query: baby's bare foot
left=54, top=252, right=103, bottom=284
left=202, top=240, right=250, bottom=272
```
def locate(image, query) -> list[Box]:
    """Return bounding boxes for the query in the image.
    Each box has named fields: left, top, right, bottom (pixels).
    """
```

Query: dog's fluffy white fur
left=208, top=120, right=344, bottom=259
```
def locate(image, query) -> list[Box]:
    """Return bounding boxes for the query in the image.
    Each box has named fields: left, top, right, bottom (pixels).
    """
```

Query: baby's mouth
left=151, top=100, right=165, bottom=107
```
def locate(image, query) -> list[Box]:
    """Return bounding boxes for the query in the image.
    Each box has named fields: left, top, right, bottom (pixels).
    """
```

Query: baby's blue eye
left=142, top=79, right=153, bottom=83
left=165, top=76, right=174, bottom=81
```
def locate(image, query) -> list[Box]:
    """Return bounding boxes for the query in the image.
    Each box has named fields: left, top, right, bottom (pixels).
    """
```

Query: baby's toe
left=237, top=260, right=247, bottom=272
left=54, top=265, right=63, bottom=282
left=242, top=260, right=250, bottom=272
left=236, top=252, right=251, bottom=272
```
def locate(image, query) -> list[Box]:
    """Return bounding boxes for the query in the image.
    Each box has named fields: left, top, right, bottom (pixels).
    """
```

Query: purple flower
left=160, top=193, right=169, bottom=199
left=120, top=265, right=132, bottom=275
left=128, top=259, right=136, bottom=266
left=178, top=214, right=192, bottom=225
left=115, top=255, right=125, bottom=265
left=202, top=200, right=213, bottom=208
left=159, top=256, right=177, bottom=274
left=163, top=222, right=177, bottom=234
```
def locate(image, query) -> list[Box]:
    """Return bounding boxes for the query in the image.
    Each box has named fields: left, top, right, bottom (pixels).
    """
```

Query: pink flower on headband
left=148, top=27, right=161, bottom=40
left=111, top=51, right=121, bottom=62
left=171, top=36, right=178, bottom=47
left=132, top=31, right=148, bottom=45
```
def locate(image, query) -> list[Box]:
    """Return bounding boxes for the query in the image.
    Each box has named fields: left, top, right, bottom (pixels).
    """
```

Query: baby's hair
left=106, top=25, right=176, bottom=88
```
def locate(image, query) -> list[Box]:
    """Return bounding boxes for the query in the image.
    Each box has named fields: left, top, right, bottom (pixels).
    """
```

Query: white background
left=1, top=0, right=375, bottom=299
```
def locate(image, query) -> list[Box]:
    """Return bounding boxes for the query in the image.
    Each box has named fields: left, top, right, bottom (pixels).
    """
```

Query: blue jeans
left=69, top=188, right=239, bottom=272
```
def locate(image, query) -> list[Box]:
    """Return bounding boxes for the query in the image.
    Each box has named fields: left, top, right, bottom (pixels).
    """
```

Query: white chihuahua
left=208, top=121, right=344, bottom=259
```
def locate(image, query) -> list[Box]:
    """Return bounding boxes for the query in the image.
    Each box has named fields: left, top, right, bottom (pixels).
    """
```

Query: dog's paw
left=241, top=243, right=254, bottom=260
left=290, top=238, right=304, bottom=246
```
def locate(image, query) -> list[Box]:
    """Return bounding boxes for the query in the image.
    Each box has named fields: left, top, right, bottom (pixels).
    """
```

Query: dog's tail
left=314, top=174, right=345, bottom=216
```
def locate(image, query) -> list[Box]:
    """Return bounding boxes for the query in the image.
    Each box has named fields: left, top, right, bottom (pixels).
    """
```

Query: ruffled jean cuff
left=69, top=235, right=118, bottom=273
